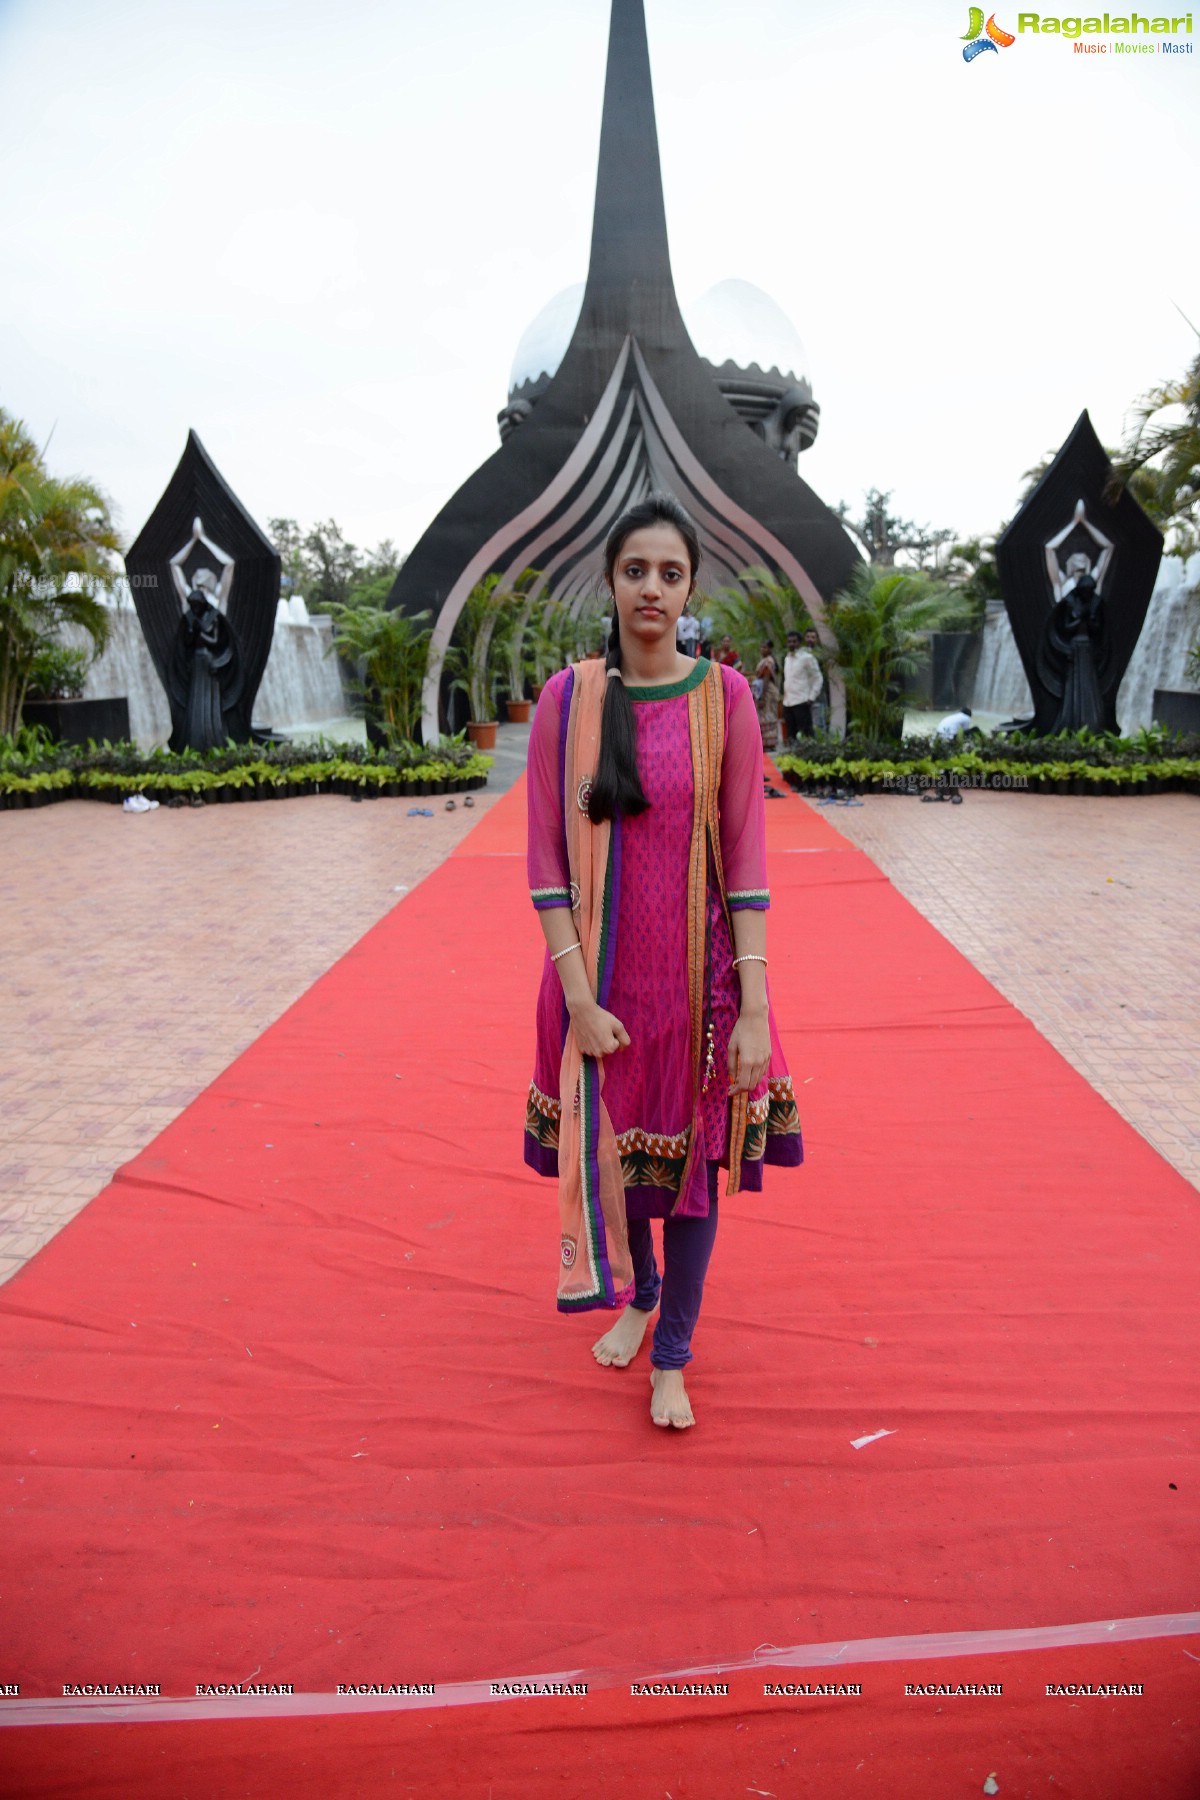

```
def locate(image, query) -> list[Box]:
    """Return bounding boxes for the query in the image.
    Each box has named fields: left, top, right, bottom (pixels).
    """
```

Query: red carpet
left=1, top=771, right=1198, bottom=1797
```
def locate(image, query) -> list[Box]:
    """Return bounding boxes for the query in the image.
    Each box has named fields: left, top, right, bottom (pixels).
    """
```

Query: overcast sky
left=3, top=0, right=1198, bottom=567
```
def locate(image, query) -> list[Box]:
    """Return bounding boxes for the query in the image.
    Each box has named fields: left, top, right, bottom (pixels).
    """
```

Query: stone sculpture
left=125, top=431, right=280, bottom=750
left=995, top=412, right=1163, bottom=735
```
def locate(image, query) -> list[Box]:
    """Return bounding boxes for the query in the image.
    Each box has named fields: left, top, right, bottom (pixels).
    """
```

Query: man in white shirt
left=936, top=706, right=976, bottom=741
left=782, top=629, right=823, bottom=743
left=676, top=608, right=702, bottom=657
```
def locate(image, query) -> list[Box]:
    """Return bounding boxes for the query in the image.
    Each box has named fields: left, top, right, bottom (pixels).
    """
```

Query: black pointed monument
left=388, top=0, right=860, bottom=741
left=995, top=412, right=1163, bottom=735
left=125, top=431, right=280, bottom=749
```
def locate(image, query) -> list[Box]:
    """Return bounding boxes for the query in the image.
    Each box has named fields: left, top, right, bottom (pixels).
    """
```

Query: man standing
left=782, top=629, right=823, bottom=744
left=676, top=606, right=702, bottom=658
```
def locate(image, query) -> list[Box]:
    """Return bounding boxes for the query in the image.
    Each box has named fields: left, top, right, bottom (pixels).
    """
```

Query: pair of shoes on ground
left=122, top=794, right=159, bottom=813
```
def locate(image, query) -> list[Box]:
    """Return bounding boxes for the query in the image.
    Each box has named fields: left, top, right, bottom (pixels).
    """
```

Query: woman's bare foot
left=592, top=1305, right=653, bottom=1367
left=650, top=1366, right=695, bottom=1429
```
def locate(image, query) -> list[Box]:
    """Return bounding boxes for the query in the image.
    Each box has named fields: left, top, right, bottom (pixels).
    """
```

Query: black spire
left=579, top=0, right=679, bottom=334
left=386, top=0, right=861, bottom=745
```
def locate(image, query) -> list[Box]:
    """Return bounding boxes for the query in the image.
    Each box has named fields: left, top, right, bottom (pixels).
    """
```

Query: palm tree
left=826, top=564, right=965, bottom=742
left=528, top=594, right=580, bottom=689
left=489, top=569, right=544, bottom=705
left=324, top=576, right=432, bottom=745
left=1111, top=337, right=1200, bottom=557
left=0, top=410, right=119, bottom=738
left=447, top=573, right=513, bottom=725
left=706, top=567, right=814, bottom=667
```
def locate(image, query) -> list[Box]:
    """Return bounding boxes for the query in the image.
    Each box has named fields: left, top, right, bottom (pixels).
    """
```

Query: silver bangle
left=732, top=954, right=767, bottom=967
left=550, top=942, right=583, bottom=963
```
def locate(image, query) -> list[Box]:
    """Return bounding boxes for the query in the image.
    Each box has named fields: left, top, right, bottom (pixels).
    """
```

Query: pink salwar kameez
left=525, top=656, right=802, bottom=1230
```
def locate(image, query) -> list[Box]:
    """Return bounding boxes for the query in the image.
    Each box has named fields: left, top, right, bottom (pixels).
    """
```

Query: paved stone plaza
left=1, top=729, right=1196, bottom=1288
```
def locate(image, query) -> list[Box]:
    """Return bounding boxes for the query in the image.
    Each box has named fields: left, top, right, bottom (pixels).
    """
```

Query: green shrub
left=0, top=735, right=493, bottom=801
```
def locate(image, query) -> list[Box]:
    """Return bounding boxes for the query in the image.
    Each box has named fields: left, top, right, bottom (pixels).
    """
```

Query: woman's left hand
left=727, top=1010, right=771, bottom=1095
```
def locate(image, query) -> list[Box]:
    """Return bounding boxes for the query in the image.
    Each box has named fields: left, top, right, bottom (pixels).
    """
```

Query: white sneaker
left=122, top=793, right=159, bottom=812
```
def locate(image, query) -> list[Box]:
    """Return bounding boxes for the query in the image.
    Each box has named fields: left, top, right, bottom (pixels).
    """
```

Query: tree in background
left=826, top=564, right=967, bottom=743
left=1110, top=333, right=1200, bottom=558
left=322, top=590, right=432, bottom=748
left=490, top=569, right=545, bottom=705
left=268, top=517, right=405, bottom=611
left=835, top=489, right=954, bottom=572
left=448, top=573, right=505, bottom=727
left=940, top=537, right=1002, bottom=633
left=0, top=410, right=119, bottom=738
left=703, top=567, right=815, bottom=670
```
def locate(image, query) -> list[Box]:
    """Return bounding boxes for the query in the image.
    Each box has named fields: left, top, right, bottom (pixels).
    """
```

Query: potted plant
left=20, top=641, right=131, bottom=746
left=528, top=596, right=573, bottom=699
left=492, top=569, right=543, bottom=721
left=448, top=574, right=507, bottom=749
left=528, top=592, right=607, bottom=698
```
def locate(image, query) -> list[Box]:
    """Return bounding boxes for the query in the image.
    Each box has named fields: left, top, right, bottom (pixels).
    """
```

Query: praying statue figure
left=1035, top=501, right=1114, bottom=735
left=166, top=518, right=250, bottom=751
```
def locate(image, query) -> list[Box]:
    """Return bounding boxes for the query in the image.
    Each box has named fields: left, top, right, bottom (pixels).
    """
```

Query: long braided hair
left=585, top=493, right=702, bottom=826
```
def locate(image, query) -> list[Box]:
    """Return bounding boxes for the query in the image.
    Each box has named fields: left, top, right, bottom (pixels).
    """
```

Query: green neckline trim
left=623, top=657, right=711, bottom=701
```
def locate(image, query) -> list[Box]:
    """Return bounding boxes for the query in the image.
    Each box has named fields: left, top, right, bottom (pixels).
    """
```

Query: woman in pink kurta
left=524, top=495, right=802, bottom=1428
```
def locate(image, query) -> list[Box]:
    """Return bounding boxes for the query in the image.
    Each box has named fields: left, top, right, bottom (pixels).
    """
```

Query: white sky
left=3, top=0, right=1198, bottom=563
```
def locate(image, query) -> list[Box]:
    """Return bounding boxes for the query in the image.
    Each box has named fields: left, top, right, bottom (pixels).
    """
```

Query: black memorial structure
left=387, top=0, right=860, bottom=743
left=995, top=412, right=1163, bottom=736
left=126, top=431, right=280, bottom=752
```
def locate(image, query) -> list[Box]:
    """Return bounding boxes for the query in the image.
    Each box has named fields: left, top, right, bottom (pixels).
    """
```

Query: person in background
left=715, top=635, right=741, bottom=670
left=782, top=629, right=823, bottom=745
left=753, top=640, right=780, bottom=751
left=936, top=705, right=976, bottom=741
left=677, top=605, right=702, bottom=658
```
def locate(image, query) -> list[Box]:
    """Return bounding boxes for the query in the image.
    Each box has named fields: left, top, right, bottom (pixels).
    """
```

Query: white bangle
left=732, top=954, right=767, bottom=967
left=550, top=942, right=582, bottom=963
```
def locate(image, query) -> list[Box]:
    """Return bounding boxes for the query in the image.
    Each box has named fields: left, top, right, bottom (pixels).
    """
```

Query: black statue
left=1032, top=500, right=1115, bottom=734
left=166, top=532, right=249, bottom=751
left=126, top=431, right=280, bottom=749
left=995, top=412, right=1162, bottom=736
left=386, top=0, right=859, bottom=741
left=1036, top=573, right=1105, bottom=734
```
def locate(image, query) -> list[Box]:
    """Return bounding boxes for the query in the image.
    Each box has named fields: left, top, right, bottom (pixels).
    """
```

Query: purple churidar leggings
left=627, top=1161, right=720, bottom=1370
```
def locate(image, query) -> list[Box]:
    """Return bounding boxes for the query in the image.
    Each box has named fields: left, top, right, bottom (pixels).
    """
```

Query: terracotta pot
left=466, top=720, right=498, bottom=750
left=506, top=699, right=532, bottom=724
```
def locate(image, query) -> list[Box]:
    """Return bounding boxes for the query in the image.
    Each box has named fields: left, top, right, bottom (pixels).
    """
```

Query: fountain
left=973, top=552, right=1200, bottom=731
left=63, top=579, right=352, bottom=747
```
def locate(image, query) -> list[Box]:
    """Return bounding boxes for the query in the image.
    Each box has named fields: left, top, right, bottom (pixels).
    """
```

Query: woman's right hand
left=568, top=999, right=631, bottom=1060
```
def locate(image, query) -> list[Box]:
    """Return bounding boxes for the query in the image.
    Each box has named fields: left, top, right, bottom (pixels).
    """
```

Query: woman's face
left=610, top=524, right=694, bottom=646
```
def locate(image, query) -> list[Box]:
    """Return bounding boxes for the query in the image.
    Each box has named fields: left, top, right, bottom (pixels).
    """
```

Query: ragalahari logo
left=962, top=7, right=1017, bottom=56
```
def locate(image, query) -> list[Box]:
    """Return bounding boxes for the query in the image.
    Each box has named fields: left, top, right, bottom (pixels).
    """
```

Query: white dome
left=683, top=279, right=810, bottom=385
left=508, top=282, right=585, bottom=394
left=506, top=277, right=811, bottom=398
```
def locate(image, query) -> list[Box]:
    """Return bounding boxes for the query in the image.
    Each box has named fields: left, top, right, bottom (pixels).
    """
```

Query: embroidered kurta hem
left=525, top=658, right=802, bottom=1246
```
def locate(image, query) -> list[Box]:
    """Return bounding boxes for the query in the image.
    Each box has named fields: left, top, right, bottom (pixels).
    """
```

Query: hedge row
left=1, top=754, right=493, bottom=807
left=776, top=753, right=1200, bottom=796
